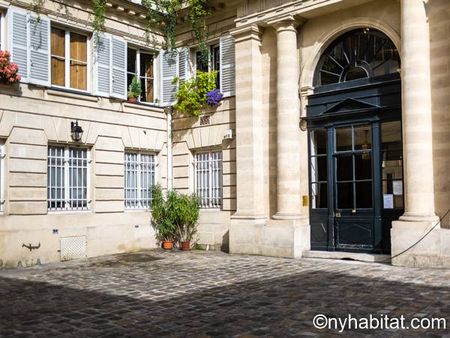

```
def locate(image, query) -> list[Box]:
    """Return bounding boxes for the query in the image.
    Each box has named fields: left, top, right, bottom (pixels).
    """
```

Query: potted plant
left=174, top=70, right=218, bottom=117
left=150, top=185, right=200, bottom=251
left=174, top=193, right=200, bottom=251
left=0, top=50, right=21, bottom=85
left=151, top=185, right=177, bottom=250
left=128, top=75, right=142, bottom=103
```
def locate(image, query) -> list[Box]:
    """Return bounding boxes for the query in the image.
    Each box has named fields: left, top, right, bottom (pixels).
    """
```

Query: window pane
left=310, top=129, right=327, bottom=155
left=354, top=125, right=371, bottom=150
left=337, top=182, right=353, bottom=209
left=355, top=153, right=372, bottom=180
left=336, top=155, right=353, bottom=181
left=124, top=153, right=138, bottom=208
left=68, top=148, right=88, bottom=210
left=124, top=152, right=155, bottom=209
left=195, top=152, right=222, bottom=208
left=336, top=127, right=352, bottom=151
left=127, top=48, right=137, bottom=73
left=310, top=156, right=327, bottom=182
left=212, top=45, right=220, bottom=89
left=48, top=146, right=65, bottom=211
left=311, top=183, right=327, bottom=209
left=70, top=33, right=87, bottom=90
left=196, top=51, right=208, bottom=72
left=356, top=182, right=372, bottom=208
left=381, top=121, right=403, bottom=210
left=140, top=53, right=154, bottom=102
left=51, top=27, right=65, bottom=86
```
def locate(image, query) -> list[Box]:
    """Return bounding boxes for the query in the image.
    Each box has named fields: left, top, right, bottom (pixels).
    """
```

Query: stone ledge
left=229, top=220, right=310, bottom=258
left=302, top=250, right=390, bottom=263
left=391, top=220, right=450, bottom=268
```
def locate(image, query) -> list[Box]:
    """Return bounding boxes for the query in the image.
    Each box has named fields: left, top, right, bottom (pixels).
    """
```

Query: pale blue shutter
left=178, top=48, right=189, bottom=83
left=29, top=14, right=50, bottom=86
left=220, top=35, right=235, bottom=97
left=161, top=51, right=178, bottom=106
left=111, top=37, right=127, bottom=100
left=94, top=35, right=111, bottom=97
left=9, top=9, right=28, bottom=82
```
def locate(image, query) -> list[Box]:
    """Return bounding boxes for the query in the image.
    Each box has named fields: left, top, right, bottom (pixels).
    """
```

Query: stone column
left=391, top=0, right=441, bottom=267
left=400, top=0, right=438, bottom=222
left=230, top=25, right=266, bottom=222
left=271, top=17, right=303, bottom=220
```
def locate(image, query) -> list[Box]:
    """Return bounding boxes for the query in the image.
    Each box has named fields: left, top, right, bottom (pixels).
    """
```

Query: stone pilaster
left=391, top=0, right=442, bottom=267
left=271, top=17, right=303, bottom=220
left=230, top=25, right=266, bottom=223
left=399, top=0, right=438, bottom=222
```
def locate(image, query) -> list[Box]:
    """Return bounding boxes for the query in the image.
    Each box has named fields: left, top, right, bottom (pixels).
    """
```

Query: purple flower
left=206, top=89, right=223, bottom=106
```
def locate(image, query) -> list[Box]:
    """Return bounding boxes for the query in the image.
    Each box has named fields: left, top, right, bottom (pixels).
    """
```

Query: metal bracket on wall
left=22, top=243, right=41, bottom=251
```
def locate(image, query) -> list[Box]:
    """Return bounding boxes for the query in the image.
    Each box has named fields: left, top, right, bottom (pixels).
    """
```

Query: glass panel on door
left=334, top=124, right=373, bottom=211
left=310, top=129, right=328, bottom=209
left=381, top=121, right=404, bottom=209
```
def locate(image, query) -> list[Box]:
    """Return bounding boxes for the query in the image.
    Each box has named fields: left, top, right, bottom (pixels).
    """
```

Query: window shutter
left=220, top=34, right=236, bottom=97
left=29, top=14, right=50, bottom=86
left=178, top=48, right=190, bottom=83
left=111, top=37, right=127, bottom=100
left=94, top=34, right=111, bottom=97
left=9, top=10, right=29, bottom=82
left=160, top=50, right=178, bottom=106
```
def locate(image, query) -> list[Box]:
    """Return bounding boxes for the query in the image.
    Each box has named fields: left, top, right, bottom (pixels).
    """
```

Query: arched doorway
left=306, top=28, right=403, bottom=254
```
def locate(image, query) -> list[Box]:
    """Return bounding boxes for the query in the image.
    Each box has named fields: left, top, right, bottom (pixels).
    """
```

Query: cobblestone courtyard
left=0, top=250, right=449, bottom=337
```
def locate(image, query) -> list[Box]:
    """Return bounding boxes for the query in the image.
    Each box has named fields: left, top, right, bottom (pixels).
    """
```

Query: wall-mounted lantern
left=70, top=121, right=83, bottom=142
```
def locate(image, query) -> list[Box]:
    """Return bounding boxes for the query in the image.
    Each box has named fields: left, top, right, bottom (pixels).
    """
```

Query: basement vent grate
left=60, top=236, right=87, bottom=261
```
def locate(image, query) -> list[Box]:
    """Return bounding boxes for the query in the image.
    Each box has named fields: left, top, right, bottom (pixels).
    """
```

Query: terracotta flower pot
left=180, top=241, right=190, bottom=251
left=128, top=97, right=137, bottom=103
left=162, top=241, right=173, bottom=250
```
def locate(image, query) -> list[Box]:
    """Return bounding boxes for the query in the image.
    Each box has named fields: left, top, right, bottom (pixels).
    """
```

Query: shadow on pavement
left=0, top=262, right=449, bottom=337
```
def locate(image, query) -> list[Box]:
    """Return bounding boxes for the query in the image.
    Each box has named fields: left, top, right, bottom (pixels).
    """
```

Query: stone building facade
left=0, top=0, right=448, bottom=268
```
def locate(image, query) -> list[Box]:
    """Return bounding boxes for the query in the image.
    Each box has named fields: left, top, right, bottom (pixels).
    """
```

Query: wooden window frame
left=127, top=47, right=155, bottom=104
left=50, top=26, right=90, bottom=93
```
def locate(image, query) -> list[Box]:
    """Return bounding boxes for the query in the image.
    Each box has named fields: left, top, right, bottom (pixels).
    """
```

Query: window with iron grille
left=194, top=151, right=222, bottom=209
left=124, top=152, right=156, bottom=209
left=48, top=146, right=89, bottom=211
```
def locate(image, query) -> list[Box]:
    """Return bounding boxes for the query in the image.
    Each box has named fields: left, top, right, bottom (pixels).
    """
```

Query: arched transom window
left=315, top=28, right=400, bottom=86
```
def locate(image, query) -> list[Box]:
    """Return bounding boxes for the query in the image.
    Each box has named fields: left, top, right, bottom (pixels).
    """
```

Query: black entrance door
left=308, top=116, right=404, bottom=253
left=333, top=124, right=378, bottom=251
left=307, top=28, right=404, bottom=254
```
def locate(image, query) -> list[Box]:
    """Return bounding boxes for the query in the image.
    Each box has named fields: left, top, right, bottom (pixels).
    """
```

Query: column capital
left=267, top=15, right=302, bottom=32
left=230, top=24, right=263, bottom=43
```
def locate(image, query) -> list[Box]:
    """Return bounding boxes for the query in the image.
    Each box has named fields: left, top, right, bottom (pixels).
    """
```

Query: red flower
left=0, top=50, right=20, bottom=85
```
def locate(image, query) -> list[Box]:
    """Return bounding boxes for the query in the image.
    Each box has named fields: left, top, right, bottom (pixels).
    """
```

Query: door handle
left=335, top=210, right=341, bottom=218
left=352, top=209, right=357, bottom=214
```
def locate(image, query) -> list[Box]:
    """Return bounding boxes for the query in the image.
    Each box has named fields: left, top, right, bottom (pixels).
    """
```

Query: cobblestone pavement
left=0, top=250, right=449, bottom=338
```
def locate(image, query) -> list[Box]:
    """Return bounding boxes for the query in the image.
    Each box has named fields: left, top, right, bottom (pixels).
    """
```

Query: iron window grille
left=0, top=144, right=4, bottom=212
left=48, top=146, right=89, bottom=211
left=124, top=152, right=156, bottom=209
left=194, top=151, right=222, bottom=209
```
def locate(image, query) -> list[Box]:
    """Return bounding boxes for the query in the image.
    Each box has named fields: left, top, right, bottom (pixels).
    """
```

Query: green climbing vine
left=30, top=0, right=45, bottom=21
left=174, top=71, right=217, bottom=117
left=142, top=0, right=182, bottom=52
left=141, top=0, right=210, bottom=61
left=92, top=0, right=107, bottom=37
left=188, top=0, right=209, bottom=64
